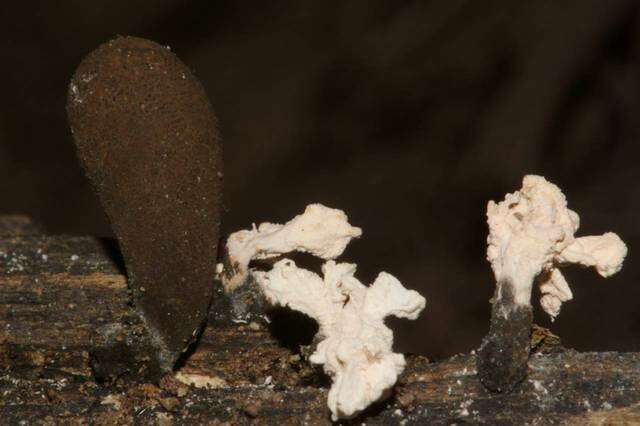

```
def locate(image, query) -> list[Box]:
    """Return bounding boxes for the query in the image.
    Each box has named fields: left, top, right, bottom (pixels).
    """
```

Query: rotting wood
left=2, top=216, right=640, bottom=424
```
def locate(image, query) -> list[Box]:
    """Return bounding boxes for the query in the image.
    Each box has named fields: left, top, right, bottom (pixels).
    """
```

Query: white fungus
left=253, top=259, right=425, bottom=420
left=223, top=204, right=426, bottom=420
left=222, top=204, right=362, bottom=292
left=487, top=175, right=627, bottom=319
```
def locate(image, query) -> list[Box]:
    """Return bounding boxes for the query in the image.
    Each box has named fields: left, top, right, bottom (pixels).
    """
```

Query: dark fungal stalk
left=476, top=280, right=533, bottom=392
left=67, top=36, right=222, bottom=378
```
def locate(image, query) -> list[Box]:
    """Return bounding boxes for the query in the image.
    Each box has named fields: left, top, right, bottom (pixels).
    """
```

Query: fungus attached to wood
left=221, top=204, right=426, bottom=420
left=67, top=36, right=223, bottom=376
left=477, top=175, right=627, bottom=392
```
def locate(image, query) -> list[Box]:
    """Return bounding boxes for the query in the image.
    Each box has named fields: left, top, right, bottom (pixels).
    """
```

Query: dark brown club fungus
left=67, top=36, right=222, bottom=372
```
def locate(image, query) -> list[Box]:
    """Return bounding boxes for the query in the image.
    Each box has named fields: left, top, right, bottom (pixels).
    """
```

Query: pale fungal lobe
left=223, top=203, right=426, bottom=420
left=487, top=175, right=627, bottom=319
left=222, top=203, right=362, bottom=291
left=253, top=259, right=425, bottom=421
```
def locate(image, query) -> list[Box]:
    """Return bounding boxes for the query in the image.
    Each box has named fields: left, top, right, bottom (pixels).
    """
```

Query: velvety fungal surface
left=477, top=282, right=533, bottom=392
left=66, top=36, right=222, bottom=371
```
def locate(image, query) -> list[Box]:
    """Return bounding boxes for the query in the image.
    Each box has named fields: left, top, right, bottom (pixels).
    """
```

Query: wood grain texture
left=1, top=216, right=640, bottom=424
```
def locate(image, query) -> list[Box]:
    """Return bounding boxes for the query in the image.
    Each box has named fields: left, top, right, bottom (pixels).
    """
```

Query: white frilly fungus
left=222, top=203, right=362, bottom=291
left=224, top=204, right=426, bottom=420
left=487, top=175, right=627, bottom=320
left=254, top=259, right=425, bottom=420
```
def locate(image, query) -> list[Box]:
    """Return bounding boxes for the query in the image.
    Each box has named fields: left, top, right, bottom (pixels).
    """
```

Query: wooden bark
left=1, top=216, right=640, bottom=425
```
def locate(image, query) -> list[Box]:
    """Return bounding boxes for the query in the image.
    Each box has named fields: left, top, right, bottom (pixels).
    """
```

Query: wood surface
left=1, top=216, right=639, bottom=425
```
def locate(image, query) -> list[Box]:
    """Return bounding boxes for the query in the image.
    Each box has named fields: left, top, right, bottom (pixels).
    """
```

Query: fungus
left=540, top=232, right=627, bottom=318
left=486, top=175, right=627, bottom=320
left=222, top=204, right=426, bottom=420
left=477, top=175, right=627, bottom=392
left=67, top=36, right=222, bottom=374
left=221, top=203, right=362, bottom=292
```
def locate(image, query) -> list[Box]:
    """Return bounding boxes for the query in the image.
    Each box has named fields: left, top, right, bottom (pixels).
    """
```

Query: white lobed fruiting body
left=253, top=259, right=426, bottom=420
left=222, top=204, right=362, bottom=291
left=557, top=233, right=627, bottom=278
left=487, top=175, right=627, bottom=319
left=222, top=204, right=426, bottom=420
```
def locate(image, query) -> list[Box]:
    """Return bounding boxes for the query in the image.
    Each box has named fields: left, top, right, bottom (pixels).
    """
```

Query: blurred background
left=1, top=1, right=639, bottom=360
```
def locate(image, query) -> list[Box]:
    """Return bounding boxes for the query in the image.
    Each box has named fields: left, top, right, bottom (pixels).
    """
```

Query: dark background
left=1, top=1, right=639, bottom=360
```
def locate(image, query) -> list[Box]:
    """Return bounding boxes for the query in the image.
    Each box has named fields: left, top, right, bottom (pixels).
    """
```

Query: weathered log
left=1, top=216, right=640, bottom=424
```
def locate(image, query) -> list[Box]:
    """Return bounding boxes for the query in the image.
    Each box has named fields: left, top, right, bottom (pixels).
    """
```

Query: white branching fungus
left=223, top=203, right=426, bottom=420
left=253, top=259, right=426, bottom=420
left=222, top=204, right=362, bottom=291
left=487, top=175, right=627, bottom=320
